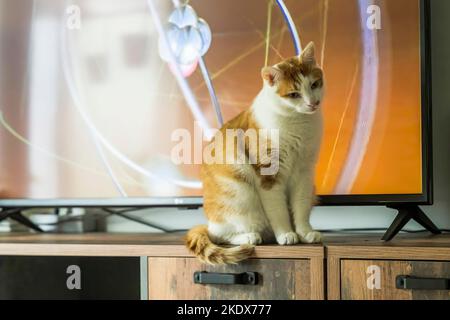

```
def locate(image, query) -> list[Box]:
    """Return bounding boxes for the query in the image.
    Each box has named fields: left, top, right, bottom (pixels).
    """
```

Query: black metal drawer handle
left=396, top=275, right=450, bottom=290
left=194, top=271, right=258, bottom=285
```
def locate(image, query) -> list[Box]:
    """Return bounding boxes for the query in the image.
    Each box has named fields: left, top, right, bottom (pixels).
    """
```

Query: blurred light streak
left=334, top=0, right=379, bottom=194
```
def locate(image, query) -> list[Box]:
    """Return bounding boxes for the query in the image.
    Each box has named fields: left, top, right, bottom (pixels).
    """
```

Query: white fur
left=252, top=82, right=323, bottom=244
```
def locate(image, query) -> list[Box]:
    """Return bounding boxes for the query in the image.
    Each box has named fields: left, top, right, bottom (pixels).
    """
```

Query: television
left=0, top=0, right=433, bottom=221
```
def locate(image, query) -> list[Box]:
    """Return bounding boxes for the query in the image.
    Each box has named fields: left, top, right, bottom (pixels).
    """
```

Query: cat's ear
left=262, top=66, right=282, bottom=87
left=299, top=41, right=316, bottom=65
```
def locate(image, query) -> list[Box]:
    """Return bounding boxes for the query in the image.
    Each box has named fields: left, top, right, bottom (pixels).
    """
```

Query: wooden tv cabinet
left=0, top=233, right=449, bottom=300
left=327, top=234, right=450, bottom=300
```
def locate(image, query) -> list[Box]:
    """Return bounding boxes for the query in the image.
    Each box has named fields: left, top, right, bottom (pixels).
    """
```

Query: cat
left=186, top=42, right=324, bottom=265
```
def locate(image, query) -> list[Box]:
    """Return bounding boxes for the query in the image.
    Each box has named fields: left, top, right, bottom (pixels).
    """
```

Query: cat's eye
left=311, top=80, right=322, bottom=90
left=287, top=92, right=301, bottom=99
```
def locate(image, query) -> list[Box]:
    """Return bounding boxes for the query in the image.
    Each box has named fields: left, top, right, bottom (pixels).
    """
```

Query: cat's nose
left=308, top=101, right=320, bottom=107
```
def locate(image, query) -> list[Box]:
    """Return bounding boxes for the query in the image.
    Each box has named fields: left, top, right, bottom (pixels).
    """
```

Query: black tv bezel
left=0, top=0, right=433, bottom=209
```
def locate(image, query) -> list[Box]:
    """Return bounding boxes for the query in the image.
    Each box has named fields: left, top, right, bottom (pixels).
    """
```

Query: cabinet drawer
left=341, top=260, right=450, bottom=300
left=148, top=257, right=321, bottom=300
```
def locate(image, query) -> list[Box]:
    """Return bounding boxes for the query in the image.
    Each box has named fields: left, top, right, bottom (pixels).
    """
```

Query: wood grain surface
left=148, top=257, right=317, bottom=300
left=0, top=232, right=323, bottom=258
left=340, top=260, right=450, bottom=300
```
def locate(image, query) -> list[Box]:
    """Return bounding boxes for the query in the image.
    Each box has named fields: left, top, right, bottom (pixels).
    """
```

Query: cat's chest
left=278, top=127, right=320, bottom=163
left=256, top=112, right=322, bottom=173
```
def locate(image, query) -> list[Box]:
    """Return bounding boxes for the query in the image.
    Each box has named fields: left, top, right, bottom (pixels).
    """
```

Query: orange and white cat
left=186, top=42, right=324, bottom=265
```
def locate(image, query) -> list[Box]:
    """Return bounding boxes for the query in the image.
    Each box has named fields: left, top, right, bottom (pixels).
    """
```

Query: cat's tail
left=185, top=225, right=254, bottom=265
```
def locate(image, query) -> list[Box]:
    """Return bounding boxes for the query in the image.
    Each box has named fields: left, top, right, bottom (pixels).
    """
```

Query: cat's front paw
left=229, top=232, right=262, bottom=246
left=243, top=232, right=263, bottom=245
left=276, top=232, right=300, bottom=245
left=299, top=231, right=323, bottom=244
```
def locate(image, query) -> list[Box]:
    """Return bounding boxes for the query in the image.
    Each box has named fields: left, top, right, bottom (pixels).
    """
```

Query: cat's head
left=261, top=42, right=324, bottom=115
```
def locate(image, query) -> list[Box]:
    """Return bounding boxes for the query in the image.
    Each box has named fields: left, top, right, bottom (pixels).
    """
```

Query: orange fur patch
left=185, top=225, right=254, bottom=265
left=276, top=57, right=323, bottom=96
left=201, top=107, right=281, bottom=223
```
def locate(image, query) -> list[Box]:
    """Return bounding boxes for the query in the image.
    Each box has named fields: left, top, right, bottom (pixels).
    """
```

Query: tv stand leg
left=0, top=208, right=44, bottom=232
left=382, top=205, right=441, bottom=241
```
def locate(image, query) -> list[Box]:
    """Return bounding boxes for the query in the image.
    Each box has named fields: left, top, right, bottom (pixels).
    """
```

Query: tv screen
left=0, top=0, right=431, bottom=207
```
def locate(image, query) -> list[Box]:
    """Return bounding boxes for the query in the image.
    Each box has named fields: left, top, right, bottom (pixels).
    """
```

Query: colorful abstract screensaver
left=0, top=0, right=423, bottom=200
